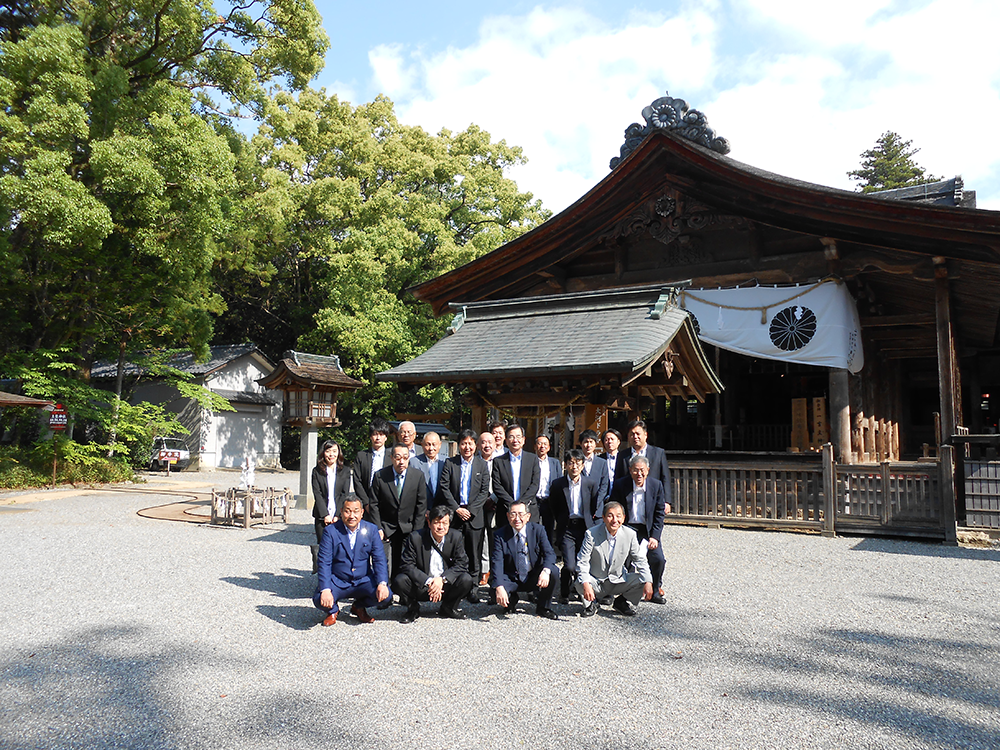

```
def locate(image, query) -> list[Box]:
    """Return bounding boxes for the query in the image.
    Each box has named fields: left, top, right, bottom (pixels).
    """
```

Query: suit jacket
left=490, top=521, right=557, bottom=590
left=399, top=527, right=469, bottom=586
left=317, top=519, right=388, bottom=592
left=551, top=474, right=602, bottom=542
left=492, top=450, right=540, bottom=519
left=311, top=464, right=352, bottom=519
left=368, top=466, right=428, bottom=538
left=609, top=476, right=666, bottom=542
left=437, top=454, right=490, bottom=528
left=576, top=522, right=651, bottom=586
left=413, top=454, right=446, bottom=504
left=615, top=444, right=672, bottom=507
left=536, top=455, right=563, bottom=499
left=582, top=454, right=609, bottom=502
left=352, top=447, right=391, bottom=508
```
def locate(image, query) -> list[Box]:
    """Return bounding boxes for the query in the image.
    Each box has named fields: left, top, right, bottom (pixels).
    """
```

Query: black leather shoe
left=600, top=595, right=613, bottom=606
left=401, top=606, right=420, bottom=624
left=466, top=590, right=480, bottom=604
left=439, top=607, right=467, bottom=620
left=650, top=593, right=666, bottom=605
left=504, top=592, right=519, bottom=613
left=581, top=601, right=599, bottom=618
left=536, top=608, right=559, bottom=620
left=558, top=595, right=569, bottom=605
left=612, top=597, right=637, bottom=616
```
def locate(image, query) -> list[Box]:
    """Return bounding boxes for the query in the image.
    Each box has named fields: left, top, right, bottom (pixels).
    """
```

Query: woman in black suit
left=311, top=440, right=352, bottom=546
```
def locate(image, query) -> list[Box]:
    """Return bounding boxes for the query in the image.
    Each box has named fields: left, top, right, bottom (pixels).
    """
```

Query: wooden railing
left=670, top=460, right=826, bottom=533
left=668, top=445, right=956, bottom=540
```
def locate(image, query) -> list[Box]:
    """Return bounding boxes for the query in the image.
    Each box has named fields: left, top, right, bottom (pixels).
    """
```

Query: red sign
left=49, top=404, right=68, bottom=431
left=158, top=450, right=182, bottom=464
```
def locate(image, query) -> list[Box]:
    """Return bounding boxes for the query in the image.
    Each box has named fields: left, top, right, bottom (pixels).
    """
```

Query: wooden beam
left=934, top=260, right=960, bottom=444
left=860, top=314, right=935, bottom=327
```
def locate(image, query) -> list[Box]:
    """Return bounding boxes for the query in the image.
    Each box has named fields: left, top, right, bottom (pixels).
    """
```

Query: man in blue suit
left=313, top=495, right=392, bottom=626
left=609, top=455, right=666, bottom=605
left=614, top=419, right=671, bottom=512
left=490, top=500, right=559, bottom=620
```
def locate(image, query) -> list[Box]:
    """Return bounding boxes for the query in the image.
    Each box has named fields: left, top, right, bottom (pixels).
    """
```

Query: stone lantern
left=257, top=351, right=362, bottom=507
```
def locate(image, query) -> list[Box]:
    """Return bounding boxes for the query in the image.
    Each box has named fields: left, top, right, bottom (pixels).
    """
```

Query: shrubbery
left=0, top=443, right=134, bottom=490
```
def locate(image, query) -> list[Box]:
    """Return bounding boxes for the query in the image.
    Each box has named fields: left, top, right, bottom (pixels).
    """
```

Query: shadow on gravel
left=247, top=524, right=313, bottom=546
left=726, top=625, right=1000, bottom=747
left=221, top=568, right=313, bottom=600
left=256, top=603, right=319, bottom=630
left=849, top=537, right=1000, bottom=561
left=0, top=624, right=378, bottom=748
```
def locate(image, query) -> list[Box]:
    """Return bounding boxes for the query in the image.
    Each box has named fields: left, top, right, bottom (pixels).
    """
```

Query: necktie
left=515, top=531, right=529, bottom=581
left=395, top=473, right=402, bottom=498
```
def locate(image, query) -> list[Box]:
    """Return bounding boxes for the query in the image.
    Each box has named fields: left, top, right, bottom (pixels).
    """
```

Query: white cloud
left=363, top=1, right=1000, bottom=212
left=372, top=6, right=719, bottom=212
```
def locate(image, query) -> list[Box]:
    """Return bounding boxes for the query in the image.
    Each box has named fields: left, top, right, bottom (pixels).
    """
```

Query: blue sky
left=306, top=1, right=1000, bottom=213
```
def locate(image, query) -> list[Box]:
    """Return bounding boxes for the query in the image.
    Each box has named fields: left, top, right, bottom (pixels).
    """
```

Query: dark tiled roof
left=213, top=389, right=279, bottom=406
left=91, top=343, right=267, bottom=379
left=870, top=176, right=975, bottom=208
left=258, top=351, right=363, bottom=390
left=378, top=286, right=691, bottom=382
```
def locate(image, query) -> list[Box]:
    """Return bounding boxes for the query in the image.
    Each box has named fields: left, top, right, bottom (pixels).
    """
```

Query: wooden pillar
left=471, top=405, right=486, bottom=435
left=934, top=258, right=961, bottom=445
left=829, top=368, right=852, bottom=464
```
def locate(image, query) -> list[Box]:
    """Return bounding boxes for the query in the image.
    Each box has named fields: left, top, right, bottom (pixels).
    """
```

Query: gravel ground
left=1, top=470, right=998, bottom=749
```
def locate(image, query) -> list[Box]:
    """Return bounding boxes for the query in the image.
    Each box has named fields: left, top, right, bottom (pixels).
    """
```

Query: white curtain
left=679, top=279, right=864, bottom=373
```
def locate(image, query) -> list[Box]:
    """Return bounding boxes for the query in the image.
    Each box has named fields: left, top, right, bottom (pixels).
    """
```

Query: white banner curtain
left=679, top=279, right=864, bottom=373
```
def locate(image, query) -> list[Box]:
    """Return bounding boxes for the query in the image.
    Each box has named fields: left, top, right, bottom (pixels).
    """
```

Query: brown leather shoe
left=479, top=573, right=490, bottom=587
left=322, top=611, right=338, bottom=627
left=351, top=604, right=375, bottom=624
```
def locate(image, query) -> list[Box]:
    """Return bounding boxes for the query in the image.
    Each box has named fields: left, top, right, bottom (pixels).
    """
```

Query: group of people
left=309, top=417, right=672, bottom=625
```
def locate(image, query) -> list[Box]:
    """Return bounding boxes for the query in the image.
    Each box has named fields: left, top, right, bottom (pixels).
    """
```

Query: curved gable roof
left=412, top=130, right=1000, bottom=316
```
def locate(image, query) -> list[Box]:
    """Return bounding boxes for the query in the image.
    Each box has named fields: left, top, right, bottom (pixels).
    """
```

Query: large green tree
left=212, top=90, right=551, bottom=448
left=847, top=131, right=940, bottom=193
left=0, top=0, right=328, bottom=366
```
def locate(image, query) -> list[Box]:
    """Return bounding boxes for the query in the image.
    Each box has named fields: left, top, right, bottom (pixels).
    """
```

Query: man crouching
left=576, top=501, right=652, bottom=617
left=313, top=495, right=392, bottom=626
left=393, top=505, right=474, bottom=622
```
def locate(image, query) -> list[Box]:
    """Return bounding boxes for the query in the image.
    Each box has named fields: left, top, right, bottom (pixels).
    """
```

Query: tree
left=0, top=0, right=327, bottom=454
left=847, top=131, right=940, bottom=193
left=212, top=90, right=551, bottom=449
left=0, top=0, right=328, bottom=365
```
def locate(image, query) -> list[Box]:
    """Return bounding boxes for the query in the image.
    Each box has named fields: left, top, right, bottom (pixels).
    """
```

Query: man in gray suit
left=575, top=501, right=652, bottom=617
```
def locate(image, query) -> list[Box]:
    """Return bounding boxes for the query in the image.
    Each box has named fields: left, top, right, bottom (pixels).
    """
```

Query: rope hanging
left=680, top=277, right=838, bottom=324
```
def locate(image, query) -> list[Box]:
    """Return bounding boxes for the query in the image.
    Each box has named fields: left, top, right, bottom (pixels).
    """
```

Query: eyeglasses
left=508, top=511, right=529, bottom=518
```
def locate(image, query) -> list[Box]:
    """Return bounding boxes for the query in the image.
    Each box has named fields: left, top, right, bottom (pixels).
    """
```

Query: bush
left=0, top=442, right=135, bottom=489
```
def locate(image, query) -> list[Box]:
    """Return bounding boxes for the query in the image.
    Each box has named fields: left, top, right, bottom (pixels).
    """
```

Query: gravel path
left=1, top=472, right=998, bottom=749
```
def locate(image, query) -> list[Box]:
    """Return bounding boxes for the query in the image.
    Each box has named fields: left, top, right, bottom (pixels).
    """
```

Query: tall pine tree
left=847, top=131, right=939, bottom=193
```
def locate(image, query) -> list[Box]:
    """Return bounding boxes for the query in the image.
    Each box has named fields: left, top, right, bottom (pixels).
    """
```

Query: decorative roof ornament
left=610, top=92, right=730, bottom=169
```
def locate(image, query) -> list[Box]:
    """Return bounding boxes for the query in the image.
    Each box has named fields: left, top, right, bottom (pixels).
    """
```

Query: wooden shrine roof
left=377, top=286, right=723, bottom=403
left=411, top=129, right=1000, bottom=319
left=257, top=351, right=362, bottom=392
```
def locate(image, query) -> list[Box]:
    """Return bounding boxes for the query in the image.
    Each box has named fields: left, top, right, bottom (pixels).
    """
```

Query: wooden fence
left=668, top=444, right=956, bottom=541
left=964, top=459, right=1000, bottom=529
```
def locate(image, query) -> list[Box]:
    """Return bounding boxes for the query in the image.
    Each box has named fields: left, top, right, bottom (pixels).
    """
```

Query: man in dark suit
left=438, top=429, right=491, bottom=602
left=602, top=428, right=623, bottom=501
left=615, top=419, right=672, bottom=512
left=393, top=506, right=474, bottom=622
left=609, top=454, right=666, bottom=605
left=313, top=495, right=392, bottom=626
left=534, top=434, right=563, bottom=547
left=368, top=444, right=428, bottom=582
left=352, top=418, right=392, bottom=510
left=490, top=500, right=559, bottom=620
left=413, top=431, right=445, bottom=503
left=579, top=429, right=610, bottom=505
left=492, top=423, right=540, bottom=525
left=551, top=448, right=602, bottom=604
